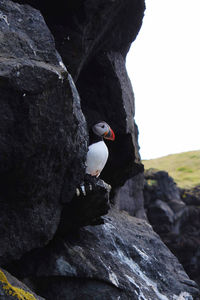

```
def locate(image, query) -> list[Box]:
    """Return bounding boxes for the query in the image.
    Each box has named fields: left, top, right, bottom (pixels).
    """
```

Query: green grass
left=143, top=150, right=200, bottom=188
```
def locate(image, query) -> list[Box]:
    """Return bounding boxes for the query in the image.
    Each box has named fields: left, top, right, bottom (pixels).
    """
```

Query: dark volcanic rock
left=147, top=199, right=175, bottom=234
left=13, top=0, right=145, bottom=80
left=0, top=0, right=145, bottom=270
left=58, top=176, right=111, bottom=234
left=0, top=0, right=87, bottom=265
left=12, top=0, right=144, bottom=189
left=0, top=268, right=44, bottom=300
left=181, top=185, right=200, bottom=206
left=144, top=169, right=181, bottom=204
left=167, top=205, right=200, bottom=288
left=0, top=0, right=145, bottom=274
left=144, top=169, right=185, bottom=233
left=6, top=209, right=200, bottom=300
left=78, top=52, right=144, bottom=188
left=114, top=173, right=147, bottom=219
left=144, top=170, right=200, bottom=288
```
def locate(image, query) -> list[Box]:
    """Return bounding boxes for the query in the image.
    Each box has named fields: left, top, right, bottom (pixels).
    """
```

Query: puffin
left=86, top=121, right=115, bottom=177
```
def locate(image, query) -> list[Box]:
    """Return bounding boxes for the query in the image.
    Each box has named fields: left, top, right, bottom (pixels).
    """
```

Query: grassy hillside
left=143, top=150, right=200, bottom=188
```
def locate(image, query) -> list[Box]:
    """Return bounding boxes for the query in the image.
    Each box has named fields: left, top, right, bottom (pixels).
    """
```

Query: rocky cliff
left=0, top=0, right=199, bottom=299
left=144, top=169, right=200, bottom=289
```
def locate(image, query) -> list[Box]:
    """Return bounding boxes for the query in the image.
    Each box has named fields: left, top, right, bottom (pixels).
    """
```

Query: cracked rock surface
left=6, top=209, right=200, bottom=300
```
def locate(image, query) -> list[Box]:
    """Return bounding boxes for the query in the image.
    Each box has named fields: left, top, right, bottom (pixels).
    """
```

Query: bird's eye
left=101, top=125, right=105, bottom=128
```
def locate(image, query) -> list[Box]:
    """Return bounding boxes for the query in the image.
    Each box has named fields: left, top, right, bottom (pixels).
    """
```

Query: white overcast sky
left=126, top=0, right=200, bottom=160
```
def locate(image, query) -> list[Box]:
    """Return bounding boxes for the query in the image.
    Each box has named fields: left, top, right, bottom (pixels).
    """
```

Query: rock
left=0, top=0, right=146, bottom=271
left=13, top=0, right=145, bottom=81
left=0, top=0, right=87, bottom=265
left=144, top=170, right=200, bottom=287
left=114, top=173, right=147, bottom=219
left=77, top=45, right=144, bottom=189
left=143, top=169, right=186, bottom=234
left=6, top=209, right=200, bottom=300
left=12, top=0, right=144, bottom=189
left=0, top=268, right=44, bottom=300
left=58, top=176, right=111, bottom=234
left=147, top=199, right=175, bottom=234
left=181, top=185, right=200, bottom=206
left=144, top=169, right=181, bottom=204
left=168, top=199, right=186, bottom=213
left=164, top=206, right=200, bottom=288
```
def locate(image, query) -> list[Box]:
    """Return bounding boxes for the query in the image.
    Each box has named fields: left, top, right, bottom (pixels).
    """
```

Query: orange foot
left=91, top=170, right=100, bottom=177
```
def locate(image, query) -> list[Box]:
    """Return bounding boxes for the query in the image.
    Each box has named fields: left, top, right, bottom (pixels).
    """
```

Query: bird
left=85, top=121, right=115, bottom=177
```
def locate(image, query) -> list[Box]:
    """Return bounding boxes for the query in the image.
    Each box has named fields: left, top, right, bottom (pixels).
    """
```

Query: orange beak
left=103, top=128, right=115, bottom=141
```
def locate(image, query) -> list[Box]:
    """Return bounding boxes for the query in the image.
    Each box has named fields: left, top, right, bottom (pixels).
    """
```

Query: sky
left=126, top=0, right=200, bottom=160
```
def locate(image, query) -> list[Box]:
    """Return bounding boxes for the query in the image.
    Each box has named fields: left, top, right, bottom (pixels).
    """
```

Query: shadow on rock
left=58, top=175, right=111, bottom=235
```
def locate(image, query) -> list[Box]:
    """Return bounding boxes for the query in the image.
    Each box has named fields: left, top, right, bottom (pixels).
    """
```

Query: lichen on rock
left=0, top=269, right=43, bottom=300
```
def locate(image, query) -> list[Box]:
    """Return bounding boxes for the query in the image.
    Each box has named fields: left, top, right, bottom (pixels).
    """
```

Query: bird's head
left=92, top=121, right=115, bottom=141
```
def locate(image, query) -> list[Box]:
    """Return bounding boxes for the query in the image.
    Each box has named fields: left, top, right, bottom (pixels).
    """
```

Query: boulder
left=0, top=0, right=87, bottom=265
left=114, top=173, right=147, bottom=219
left=147, top=199, right=175, bottom=234
left=144, top=169, right=200, bottom=287
left=0, top=268, right=44, bottom=300
left=6, top=209, right=200, bottom=300
left=181, top=185, right=200, bottom=206
left=144, top=169, right=181, bottom=204
left=58, top=177, right=112, bottom=234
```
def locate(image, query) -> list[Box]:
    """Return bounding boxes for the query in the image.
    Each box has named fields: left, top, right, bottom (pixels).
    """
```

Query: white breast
left=86, top=141, right=109, bottom=177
